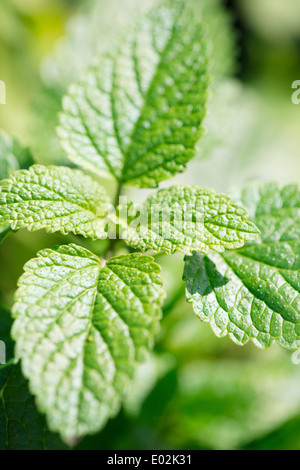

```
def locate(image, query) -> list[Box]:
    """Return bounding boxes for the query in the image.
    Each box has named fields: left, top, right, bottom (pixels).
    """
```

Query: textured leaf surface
left=191, top=0, right=236, bottom=80
left=58, top=1, right=208, bottom=187
left=0, top=132, right=35, bottom=244
left=0, top=165, right=111, bottom=239
left=12, top=244, right=164, bottom=441
left=117, top=186, right=260, bottom=255
left=184, top=183, right=300, bottom=349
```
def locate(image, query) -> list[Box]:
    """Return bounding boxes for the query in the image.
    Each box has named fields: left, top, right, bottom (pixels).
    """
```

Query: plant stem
left=103, top=180, right=123, bottom=259
left=113, top=180, right=122, bottom=209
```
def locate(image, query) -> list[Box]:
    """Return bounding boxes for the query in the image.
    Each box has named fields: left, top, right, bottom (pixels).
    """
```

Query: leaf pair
left=184, top=183, right=300, bottom=350
left=0, top=0, right=259, bottom=441
left=0, top=306, right=64, bottom=450
left=0, top=164, right=261, bottom=443
left=0, top=165, right=260, bottom=256
left=2, top=175, right=299, bottom=441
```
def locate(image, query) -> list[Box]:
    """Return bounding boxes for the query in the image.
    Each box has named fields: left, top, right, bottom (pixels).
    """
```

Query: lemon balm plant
left=0, top=1, right=299, bottom=448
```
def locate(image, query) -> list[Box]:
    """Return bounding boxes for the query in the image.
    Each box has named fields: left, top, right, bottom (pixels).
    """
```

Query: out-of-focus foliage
left=184, top=182, right=300, bottom=349
left=239, top=0, right=300, bottom=43
left=12, top=247, right=165, bottom=442
left=0, top=0, right=76, bottom=137
left=0, top=131, right=34, bottom=180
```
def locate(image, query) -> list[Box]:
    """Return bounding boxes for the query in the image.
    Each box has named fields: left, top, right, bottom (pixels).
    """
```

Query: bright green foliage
left=0, top=306, right=14, bottom=362
left=12, top=244, right=165, bottom=441
left=2, top=0, right=299, bottom=451
left=117, top=186, right=260, bottom=255
left=58, top=1, right=209, bottom=187
left=0, top=131, right=34, bottom=181
left=184, top=183, right=300, bottom=349
left=0, top=132, right=35, bottom=244
left=32, top=0, right=234, bottom=166
left=0, top=165, right=111, bottom=239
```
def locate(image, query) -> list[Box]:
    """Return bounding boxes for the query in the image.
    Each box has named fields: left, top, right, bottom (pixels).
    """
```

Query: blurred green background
left=0, top=0, right=300, bottom=450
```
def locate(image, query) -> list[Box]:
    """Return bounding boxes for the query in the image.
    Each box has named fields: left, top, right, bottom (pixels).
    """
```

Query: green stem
left=113, top=180, right=123, bottom=209
left=154, top=252, right=166, bottom=259
left=104, top=180, right=123, bottom=259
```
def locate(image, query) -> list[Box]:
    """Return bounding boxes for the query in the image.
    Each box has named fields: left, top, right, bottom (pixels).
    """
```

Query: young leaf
left=0, top=165, right=111, bottom=239
left=12, top=244, right=165, bottom=441
left=117, top=186, right=260, bottom=255
left=184, top=183, right=300, bottom=350
left=58, top=1, right=209, bottom=188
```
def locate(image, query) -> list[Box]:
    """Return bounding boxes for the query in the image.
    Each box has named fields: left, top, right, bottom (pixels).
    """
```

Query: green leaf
left=0, top=131, right=35, bottom=244
left=0, top=225, right=10, bottom=245
left=0, top=307, right=64, bottom=450
left=0, top=306, right=14, bottom=362
left=184, top=182, right=300, bottom=349
left=117, top=186, right=260, bottom=255
left=0, top=165, right=111, bottom=239
left=58, top=1, right=209, bottom=188
left=12, top=244, right=165, bottom=441
left=0, top=362, right=65, bottom=450
left=0, top=130, right=34, bottom=181
left=34, top=0, right=233, bottom=168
